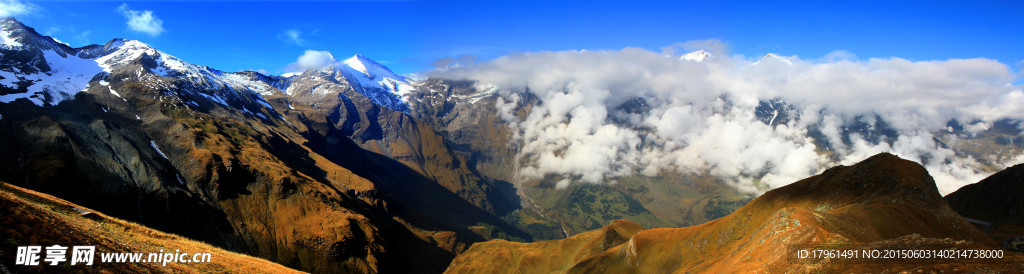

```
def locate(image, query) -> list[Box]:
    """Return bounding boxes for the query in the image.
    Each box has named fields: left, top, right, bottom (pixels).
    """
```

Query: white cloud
left=436, top=41, right=1024, bottom=195
left=0, top=0, right=37, bottom=17
left=118, top=4, right=164, bottom=37
left=555, top=179, right=571, bottom=190
left=285, top=50, right=336, bottom=72
left=280, top=29, right=305, bottom=46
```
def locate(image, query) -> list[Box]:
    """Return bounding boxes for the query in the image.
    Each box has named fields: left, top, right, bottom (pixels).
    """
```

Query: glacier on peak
left=0, top=49, right=104, bottom=106
left=1, top=28, right=21, bottom=47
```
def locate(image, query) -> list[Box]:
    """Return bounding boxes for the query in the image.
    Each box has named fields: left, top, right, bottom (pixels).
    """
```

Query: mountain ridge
left=0, top=17, right=409, bottom=115
left=946, top=162, right=1024, bottom=250
left=447, top=153, right=1024, bottom=272
left=0, top=181, right=304, bottom=273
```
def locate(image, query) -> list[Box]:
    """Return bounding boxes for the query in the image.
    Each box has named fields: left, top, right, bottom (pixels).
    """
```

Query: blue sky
left=7, top=0, right=1024, bottom=75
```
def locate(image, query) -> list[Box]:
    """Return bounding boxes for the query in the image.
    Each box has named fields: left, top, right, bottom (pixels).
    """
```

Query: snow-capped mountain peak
left=342, top=54, right=407, bottom=82
left=335, top=54, right=415, bottom=113
left=343, top=54, right=373, bottom=77
left=95, top=39, right=160, bottom=72
left=680, top=50, right=712, bottom=62
left=0, top=17, right=69, bottom=51
left=94, top=37, right=274, bottom=97
left=753, top=53, right=794, bottom=66
left=0, top=18, right=107, bottom=106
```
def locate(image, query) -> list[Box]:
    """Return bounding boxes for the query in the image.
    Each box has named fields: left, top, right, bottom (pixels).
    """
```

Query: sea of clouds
left=433, top=40, right=1024, bottom=195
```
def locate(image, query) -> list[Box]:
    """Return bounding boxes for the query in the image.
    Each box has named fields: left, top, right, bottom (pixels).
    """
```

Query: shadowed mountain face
left=447, top=153, right=1024, bottom=273
left=946, top=163, right=1024, bottom=249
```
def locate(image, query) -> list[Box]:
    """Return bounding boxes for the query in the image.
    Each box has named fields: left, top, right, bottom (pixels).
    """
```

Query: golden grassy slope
left=0, top=182, right=302, bottom=273
left=444, top=219, right=644, bottom=274
left=570, top=153, right=1022, bottom=273
left=446, top=153, right=1024, bottom=273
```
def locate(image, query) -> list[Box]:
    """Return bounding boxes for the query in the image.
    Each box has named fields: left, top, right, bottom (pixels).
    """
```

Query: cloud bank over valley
left=433, top=42, right=1024, bottom=195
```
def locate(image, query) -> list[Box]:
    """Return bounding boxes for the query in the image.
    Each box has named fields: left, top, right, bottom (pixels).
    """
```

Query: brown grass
left=0, top=182, right=303, bottom=273
left=445, top=220, right=644, bottom=273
